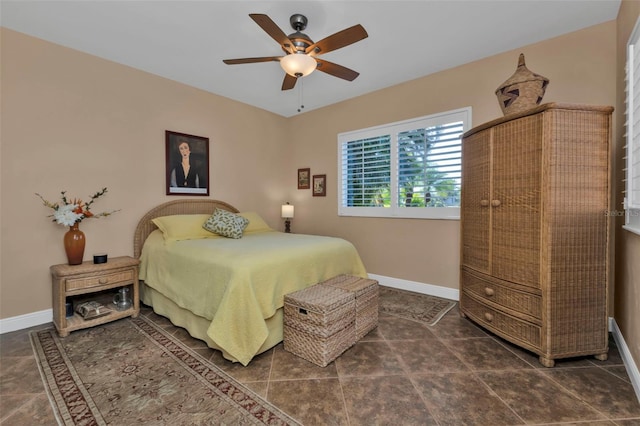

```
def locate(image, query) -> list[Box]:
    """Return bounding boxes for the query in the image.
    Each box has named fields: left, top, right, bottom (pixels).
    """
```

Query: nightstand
left=50, top=256, right=140, bottom=337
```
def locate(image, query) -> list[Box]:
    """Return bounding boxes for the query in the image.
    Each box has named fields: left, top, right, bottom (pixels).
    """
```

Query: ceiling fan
left=223, top=13, right=368, bottom=91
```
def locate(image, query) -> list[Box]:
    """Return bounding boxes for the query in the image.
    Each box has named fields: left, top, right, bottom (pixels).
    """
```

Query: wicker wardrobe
left=459, top=103, right=613, bottom=367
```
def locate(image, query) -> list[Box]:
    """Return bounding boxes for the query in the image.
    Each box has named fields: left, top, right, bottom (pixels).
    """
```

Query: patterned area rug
left=30, top=316, right=300, bottom=426
left=378, top=286, right=457, bottom=326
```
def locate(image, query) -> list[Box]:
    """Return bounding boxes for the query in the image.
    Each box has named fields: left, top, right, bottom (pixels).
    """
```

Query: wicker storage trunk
left=284, top=284, right=356, bottom=367
left=321, top=275, right=378, bottom=340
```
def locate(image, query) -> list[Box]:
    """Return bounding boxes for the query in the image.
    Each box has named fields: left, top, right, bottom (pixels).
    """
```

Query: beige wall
left=286, top=21, right=616, bottom=289
left=615, top=0, right=640, bottom=376
left=0, top=28, right=290, bottom=318
left=0, top=19, right=622, bottom=336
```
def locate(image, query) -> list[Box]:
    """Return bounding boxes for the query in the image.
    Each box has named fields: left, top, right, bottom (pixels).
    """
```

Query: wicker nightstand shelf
left=50, top=256, right=140, bottom=337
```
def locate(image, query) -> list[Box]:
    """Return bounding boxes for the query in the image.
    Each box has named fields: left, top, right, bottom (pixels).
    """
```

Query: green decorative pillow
left=203, top=208, right=250, bottom=239
left=239, top=212, right=273, bottom=233
left=152, top=214, right=218, bottom=241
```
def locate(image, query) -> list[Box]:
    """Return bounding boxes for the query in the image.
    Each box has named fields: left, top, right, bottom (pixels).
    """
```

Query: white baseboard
left=0, top=308, right=52, bottom=334
left=609, top=318, right=640, bottom=403
left=368, top=273, right=459, bottom=301
left=0, top=273, right=455, bottom=334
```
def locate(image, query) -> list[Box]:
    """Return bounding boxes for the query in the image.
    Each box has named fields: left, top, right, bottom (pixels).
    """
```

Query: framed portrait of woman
left=165, top=130, right=210, bottom=196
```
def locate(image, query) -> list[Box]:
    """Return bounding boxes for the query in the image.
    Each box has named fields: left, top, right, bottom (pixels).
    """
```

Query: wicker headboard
left=133, top=199, right=239, bottom=258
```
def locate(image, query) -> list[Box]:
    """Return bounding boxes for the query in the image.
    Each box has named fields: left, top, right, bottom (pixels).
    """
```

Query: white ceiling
left=1, top=0, right=620, bottom=118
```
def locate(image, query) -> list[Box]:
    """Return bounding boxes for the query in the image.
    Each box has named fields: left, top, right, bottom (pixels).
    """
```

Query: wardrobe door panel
left=460, top=129, right=491, bottom=273
left=491, top=116, right=542, bottom=289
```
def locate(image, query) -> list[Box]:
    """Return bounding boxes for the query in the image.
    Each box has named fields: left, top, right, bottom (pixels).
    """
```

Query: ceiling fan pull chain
left=297, top=78, right=305, bottom=113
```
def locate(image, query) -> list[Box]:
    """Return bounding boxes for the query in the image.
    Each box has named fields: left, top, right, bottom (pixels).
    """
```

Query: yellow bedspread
left=139, top=230, right=367, bottom=365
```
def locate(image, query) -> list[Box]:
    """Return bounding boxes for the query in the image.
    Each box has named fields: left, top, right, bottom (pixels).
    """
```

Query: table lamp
left=281, top=202, right=294, bottom=233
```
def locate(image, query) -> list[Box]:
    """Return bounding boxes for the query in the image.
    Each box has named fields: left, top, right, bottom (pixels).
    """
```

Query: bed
left=133, top=199, right=367, bottom=365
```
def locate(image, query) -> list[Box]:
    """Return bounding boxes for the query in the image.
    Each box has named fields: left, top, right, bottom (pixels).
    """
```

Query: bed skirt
left=139, top=281, right=284, bottom=364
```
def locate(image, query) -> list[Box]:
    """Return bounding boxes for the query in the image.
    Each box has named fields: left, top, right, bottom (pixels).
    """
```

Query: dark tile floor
left=2, top=301, right=640, bottom=425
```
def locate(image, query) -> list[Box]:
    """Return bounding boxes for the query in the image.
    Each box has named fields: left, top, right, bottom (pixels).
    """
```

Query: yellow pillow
left=239, top=212, right=273, bottom=233
left=152, top=214, right=219, bottom=241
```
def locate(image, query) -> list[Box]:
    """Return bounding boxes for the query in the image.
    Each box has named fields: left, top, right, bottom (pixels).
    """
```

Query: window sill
left=623, top=225, right=640, bottom=237
left=338, top=207, right=460, bottom=220
left=339, top=214, right=461, bottom=221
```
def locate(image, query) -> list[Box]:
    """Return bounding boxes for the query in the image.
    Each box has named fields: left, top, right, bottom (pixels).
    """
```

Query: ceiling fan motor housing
left=287, top=14, right=313, bottom=52
left=290, top=14, right=308, bottom=31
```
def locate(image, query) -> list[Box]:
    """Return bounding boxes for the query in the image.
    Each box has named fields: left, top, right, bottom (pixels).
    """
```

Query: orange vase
left=64, top=223, right=85, bottom=265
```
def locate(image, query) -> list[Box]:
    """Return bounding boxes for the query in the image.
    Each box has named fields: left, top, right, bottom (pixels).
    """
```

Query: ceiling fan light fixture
left=280, top=53, right=317, bottom=77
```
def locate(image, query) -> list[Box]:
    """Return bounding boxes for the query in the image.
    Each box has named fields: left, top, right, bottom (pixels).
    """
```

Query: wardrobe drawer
left=461, top=293, right=541, bottom=351
left=462, top=269, right=541, bottom=320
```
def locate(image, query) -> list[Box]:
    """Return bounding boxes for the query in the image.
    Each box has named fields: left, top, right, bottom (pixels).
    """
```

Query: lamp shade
left=281, top=204, right=294, bottom=218
left=280, top=53, right=317, bottom=77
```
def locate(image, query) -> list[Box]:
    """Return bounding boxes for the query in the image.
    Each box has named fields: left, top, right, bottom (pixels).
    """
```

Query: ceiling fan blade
left=223, top=56, right=281, bottom=65
left=305, top=24, right=368, bottom=56
left=249, top=14, right=295, bottom=54
left=281, top=73, right=297, bottom=90
left=315, top=59, right=360, bottom=81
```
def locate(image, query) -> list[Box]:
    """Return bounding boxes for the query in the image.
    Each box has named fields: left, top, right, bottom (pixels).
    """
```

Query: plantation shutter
left=341, top=135, right=391, bottom=207
left=397, top=121, right=463, bottom=208
left=626, top=17, right=640, bottom=233
left=629, top=33, right=640, bottom=210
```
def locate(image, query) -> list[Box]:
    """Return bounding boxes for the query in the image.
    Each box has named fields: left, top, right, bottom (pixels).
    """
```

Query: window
left=625, top=17, right=640, bottom=235
left=338, top=107, right=471, bottom=219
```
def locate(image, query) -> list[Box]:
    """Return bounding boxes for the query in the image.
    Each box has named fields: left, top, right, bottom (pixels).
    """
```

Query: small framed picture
left=165, top=130, right=209, bottom=196
left=312, top=174, right=326, bottom=197
left=298, top=168, right=310, bottom=189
